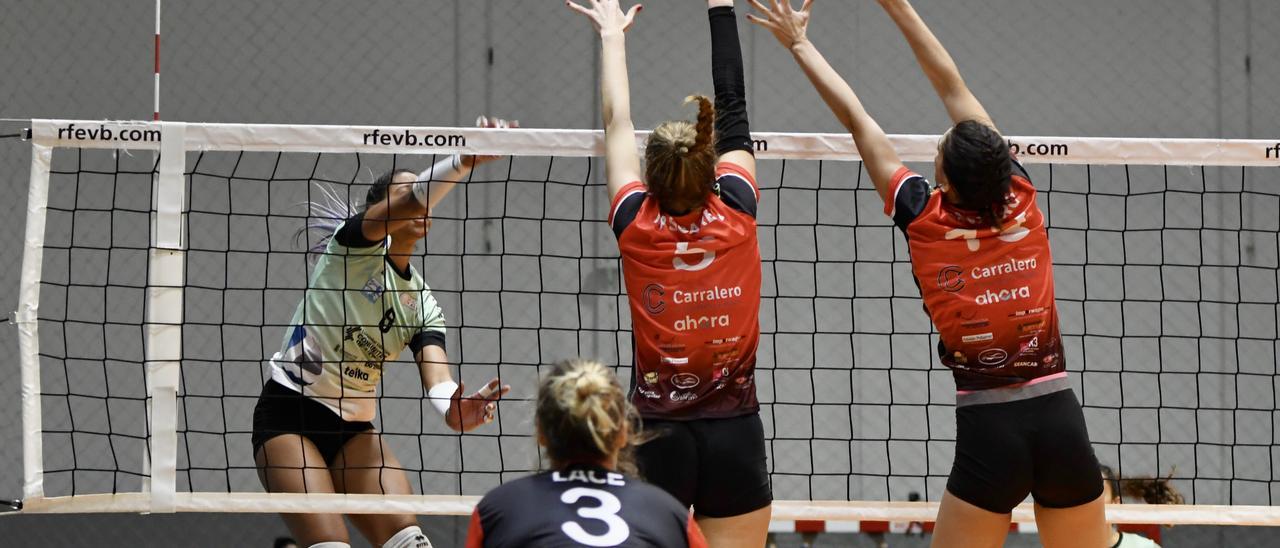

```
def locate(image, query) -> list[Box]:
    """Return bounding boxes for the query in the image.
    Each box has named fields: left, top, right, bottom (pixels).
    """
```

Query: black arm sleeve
left=709, top=6, right=752, bottom=156
left=407, top=330, right=447, bottom=356
left=333, top=211, right=381, bottom=248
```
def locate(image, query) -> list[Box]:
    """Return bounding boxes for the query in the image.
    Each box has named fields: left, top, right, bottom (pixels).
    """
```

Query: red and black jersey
left=610, top=162, right=762, bottom=420
left=885, top=161, right=1067, bottom=392
left=465, top=464, right=708, bottom=548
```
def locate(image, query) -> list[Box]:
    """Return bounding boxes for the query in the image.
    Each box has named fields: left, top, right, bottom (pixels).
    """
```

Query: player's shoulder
left=478, top=472, right=547, bottom=509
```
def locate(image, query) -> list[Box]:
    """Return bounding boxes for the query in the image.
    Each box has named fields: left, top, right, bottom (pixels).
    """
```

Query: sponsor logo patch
left=671, top=372, right=701, bottom=389
left=643, top=284, right=665, bottom=315
left=978, top=348, right=1009, bottom=366
left=669, top=391, right=698, bottom=402
left=962, top=333, right=994, bottom=344
left=674, top=314, right=730, bottom=332
left=362, top=276, right=386, bottom=302
left=975, top=286, right=1032, bottom=306
left=937, top=265, right=965, bottom=292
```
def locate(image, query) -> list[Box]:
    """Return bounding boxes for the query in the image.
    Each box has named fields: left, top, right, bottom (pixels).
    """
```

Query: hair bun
left=677, top=146, right=690, bottom=155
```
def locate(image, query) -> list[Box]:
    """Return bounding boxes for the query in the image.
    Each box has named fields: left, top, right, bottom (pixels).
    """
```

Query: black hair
left=293, top=168, right=414, bottom=263
left=363, top=168, right=417, bottom=212
left=941, top=120, right=1013, bottom=226
left=1100, top=463, right=1185, bottom=505
left=1100, top=464, right=1121, bottom=502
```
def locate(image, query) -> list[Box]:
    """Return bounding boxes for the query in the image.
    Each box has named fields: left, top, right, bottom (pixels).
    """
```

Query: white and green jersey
left=1113, top=532, right=1160, bottom=548
left=269, top=218, right=447, bottom=422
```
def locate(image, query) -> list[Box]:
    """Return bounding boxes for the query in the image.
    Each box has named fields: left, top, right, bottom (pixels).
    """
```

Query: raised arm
left=707, top=0, right=756, bottom=177
left=568, top=0, right=644, bottom=201
left=747, top=0, right=902, bottom=200
left=419, top=117, right=519, bottom=211
left=877, top=0, right=994, bottom=128
left=360, top=117, right=516, bottom=243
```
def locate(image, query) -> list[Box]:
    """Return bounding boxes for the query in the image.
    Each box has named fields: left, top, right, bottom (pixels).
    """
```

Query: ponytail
left=537, top=359, right=640, bottom=474
left=1101, top=464, right=1185, bottom=505
left=644, top=95, right=719, bottom=215
left=689, top=95, right=715, bottom=155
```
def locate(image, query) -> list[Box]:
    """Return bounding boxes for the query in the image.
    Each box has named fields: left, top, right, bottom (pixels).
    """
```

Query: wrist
left=600, top=29, right=626, bottom=41
left=789, top=38, right=813, bottom=54
left=427, top=380, right=458, bottom=416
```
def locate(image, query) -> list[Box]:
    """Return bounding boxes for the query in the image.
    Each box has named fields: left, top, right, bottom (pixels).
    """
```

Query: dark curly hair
left=1100, top=464, right=1184, bottom=504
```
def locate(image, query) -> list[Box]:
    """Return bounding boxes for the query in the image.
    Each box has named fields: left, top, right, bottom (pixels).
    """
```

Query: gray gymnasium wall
left=1, top=0, right=1278, bottom=546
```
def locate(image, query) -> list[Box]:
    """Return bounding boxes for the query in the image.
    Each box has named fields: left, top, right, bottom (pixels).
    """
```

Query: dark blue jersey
left=466, top=464, right=707, bottom=548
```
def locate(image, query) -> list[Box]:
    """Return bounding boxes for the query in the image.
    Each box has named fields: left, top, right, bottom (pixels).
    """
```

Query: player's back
left=467, top=464, right=704, bottom=548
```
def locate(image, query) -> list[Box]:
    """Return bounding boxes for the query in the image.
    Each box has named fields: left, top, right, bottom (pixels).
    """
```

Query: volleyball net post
left=7, top=119, right=1280, bottom=527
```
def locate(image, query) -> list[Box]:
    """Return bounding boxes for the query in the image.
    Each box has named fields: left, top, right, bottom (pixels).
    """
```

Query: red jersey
left=885, top=162, right=1067, bottom=392
left=610, top=162, right=762, bottom=420
left=465, top=464, right=708, bottom=548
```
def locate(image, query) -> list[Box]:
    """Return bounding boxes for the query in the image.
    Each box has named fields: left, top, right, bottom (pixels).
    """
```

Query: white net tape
left=13, top=120, right=1280, bottom=525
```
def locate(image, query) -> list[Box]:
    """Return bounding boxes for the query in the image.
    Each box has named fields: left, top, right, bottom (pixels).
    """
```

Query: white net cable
left=12, top=120, right=1280, bottom=525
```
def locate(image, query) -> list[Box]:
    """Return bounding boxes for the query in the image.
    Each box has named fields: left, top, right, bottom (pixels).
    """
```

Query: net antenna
left=8, top=119, right=1280, bottom=528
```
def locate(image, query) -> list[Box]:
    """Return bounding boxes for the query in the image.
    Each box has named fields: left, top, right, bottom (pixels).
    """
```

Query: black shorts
left=251, top=380, right=375, bottom=465
left=636, top=412, right=772, bottom=518
left=947, top=389, right=1103, bottom=513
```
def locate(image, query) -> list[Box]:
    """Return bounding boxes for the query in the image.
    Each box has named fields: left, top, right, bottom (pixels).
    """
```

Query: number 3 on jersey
left=559, top=487, right=630, bottom=547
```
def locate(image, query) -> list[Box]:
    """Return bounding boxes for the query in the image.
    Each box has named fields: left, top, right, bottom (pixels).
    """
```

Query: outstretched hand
left=445, top=378, right=512, bottom=432
left=746, top=0, right=814, bottom=49
left=462, top=116, right=519, bottom=168
left=566, top=0, right=643, bottom=36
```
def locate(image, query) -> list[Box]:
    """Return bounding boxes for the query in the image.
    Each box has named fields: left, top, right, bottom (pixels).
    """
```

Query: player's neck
left=552, top=457, right=618, bottom=472
left=386, top=238, right=416, bottom=274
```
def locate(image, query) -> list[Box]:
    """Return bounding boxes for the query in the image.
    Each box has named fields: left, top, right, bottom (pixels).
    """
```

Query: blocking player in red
left=566, top=0, right=771, bottom=546
left=749, top=1, right=1106, bottom=546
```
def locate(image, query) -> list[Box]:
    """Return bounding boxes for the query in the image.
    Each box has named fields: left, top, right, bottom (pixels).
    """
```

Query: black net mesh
left=27, top=144, right=1280, bottom=507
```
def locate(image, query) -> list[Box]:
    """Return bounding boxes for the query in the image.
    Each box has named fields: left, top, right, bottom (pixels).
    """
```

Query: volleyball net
left=9, top=119, right=1280, bottom=526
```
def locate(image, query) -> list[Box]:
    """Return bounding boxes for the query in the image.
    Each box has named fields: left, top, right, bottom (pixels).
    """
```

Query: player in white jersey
left=1100, top=464, right=1181, bottom=548
left=251, top=118, right=514, bottom=548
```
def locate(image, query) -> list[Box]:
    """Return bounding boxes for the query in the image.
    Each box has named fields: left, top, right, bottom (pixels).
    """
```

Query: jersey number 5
left=559, top=487, right=631, bottom=547
left=674, top=238, right=716, bottom=272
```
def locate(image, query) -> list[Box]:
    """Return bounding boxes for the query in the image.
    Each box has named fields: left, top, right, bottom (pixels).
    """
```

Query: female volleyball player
left=1100, top=464, right=1182, bottom=547
left=566, top=0, right=770, bottom=545
left=749, top=1, right=1106, bottom=546
left=253, top=119, right=513, bottom=548
left=465, top=359, right=708, bottom=547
